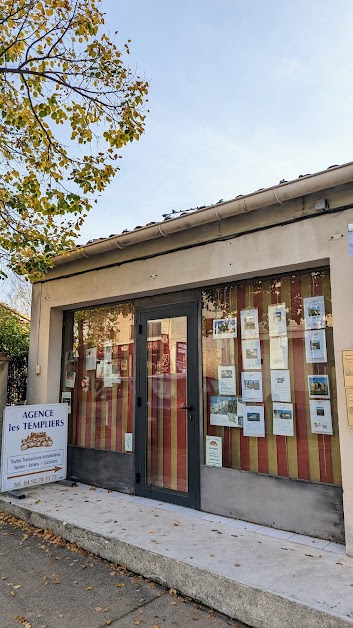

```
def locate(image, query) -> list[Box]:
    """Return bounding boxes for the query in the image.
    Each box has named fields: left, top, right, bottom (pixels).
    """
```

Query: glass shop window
left=202, top=269, right=341, bottom=485
left=61, top=303, right=134, bottom=453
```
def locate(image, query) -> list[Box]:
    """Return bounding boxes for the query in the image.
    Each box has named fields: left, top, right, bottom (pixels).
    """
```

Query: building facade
left=28, top=163, right=353, bottom=553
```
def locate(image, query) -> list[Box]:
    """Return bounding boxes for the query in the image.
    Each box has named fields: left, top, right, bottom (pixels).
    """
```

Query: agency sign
left=1, top=404, right=68, bottom=492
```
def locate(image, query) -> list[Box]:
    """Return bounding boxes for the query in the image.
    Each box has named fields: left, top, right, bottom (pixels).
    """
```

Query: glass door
left=136, top=302, right=199, bottom=508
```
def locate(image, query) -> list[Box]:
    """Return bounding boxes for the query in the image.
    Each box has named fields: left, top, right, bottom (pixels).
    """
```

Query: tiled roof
left=83, top=164, right=341, bottom=247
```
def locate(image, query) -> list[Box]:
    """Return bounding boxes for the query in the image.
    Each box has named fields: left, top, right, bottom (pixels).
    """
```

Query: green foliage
left=0, top=0, right=149, bottom=280
left=0, top=305, right=29, bottom=356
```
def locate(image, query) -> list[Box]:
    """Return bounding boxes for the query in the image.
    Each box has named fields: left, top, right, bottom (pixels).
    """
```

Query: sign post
left=1, top=403, right=68, bottom=493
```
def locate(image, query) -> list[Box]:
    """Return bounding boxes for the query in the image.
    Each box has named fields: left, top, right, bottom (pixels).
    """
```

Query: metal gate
left=6, top=355, right=27, bottom=405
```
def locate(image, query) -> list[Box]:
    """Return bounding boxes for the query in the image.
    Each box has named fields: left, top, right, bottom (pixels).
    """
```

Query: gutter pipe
left=53, top=161, right=353, bottom=267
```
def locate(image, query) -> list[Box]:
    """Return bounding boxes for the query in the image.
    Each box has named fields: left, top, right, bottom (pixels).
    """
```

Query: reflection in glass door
left=136, top=302, right=199, bottom=508
left=146, top=316, right=188, bottom=492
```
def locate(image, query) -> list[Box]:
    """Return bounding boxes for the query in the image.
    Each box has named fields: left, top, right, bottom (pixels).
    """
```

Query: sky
left=76, top=0, right=353, bottom=244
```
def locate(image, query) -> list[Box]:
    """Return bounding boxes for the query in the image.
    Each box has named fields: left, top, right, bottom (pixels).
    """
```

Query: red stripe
left=291, top=275, right=310, bottom=480
left=163, top=376, right=171, bottom=489
left=207, top=378, right=217, bottom=437
left=253, top=280, right=268, bottom=474
left=238, top=284, right=250, bottom=471
left=115, top=346, right=123, bottom=453
left=271, top=279, right=288, bottom=477
left=73, top=319, right=84, bottom=446
left=177, top=374, right=187, bottom=492
left=95, top=379, right=103, bottom=449
left=127, top=342, right=134, bottom=434
left=104, top=336, right=113, bottom=452
left=150, top=349, right=159, bottom=486
left=85, top=365, right=92, bottom=448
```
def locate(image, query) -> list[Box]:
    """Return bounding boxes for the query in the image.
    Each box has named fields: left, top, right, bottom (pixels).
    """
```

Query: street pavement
left=0, top=511, right=246, bottom=628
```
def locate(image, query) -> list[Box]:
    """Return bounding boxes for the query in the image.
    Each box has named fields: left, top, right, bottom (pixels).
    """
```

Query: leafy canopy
left=0, top=0, right=148, bottom=280
left=0, top=304, right=29, bottom=356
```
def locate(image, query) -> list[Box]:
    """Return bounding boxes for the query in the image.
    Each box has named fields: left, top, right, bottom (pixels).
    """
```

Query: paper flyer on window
left=243, top=405, right=265, bottom=437
left=210, top=396, right=243, bottom=427
left=270, top=336, right=288, bottom=370
left=86, top=347, right=97, bottom=371
left=304, top=329, right=327, bottom=363
left=268, top=303, right=287, bottom=337
left=61, top=391, right=72, bottom=414
left=103, top=361, right=113, bottom=388
left=218, top=365, right=236, bottom=395
left=240, top=308, right=259, bottom=339
left=241, top=371, right=263, bottom=402
left=206, top=435, right=223, bottom=467
left=103, top=341, right=113, bottom=361
left=309, top=399, right=333, bottom=434
left=273, top=402, right=294, bottom=436
left=271, top=370, right=291, bottom=402
left=64, top=370, right=76, bottom=388
left=242, top=339, right=262, bottom=370
left=303, top=295, right=325, bottom=330
left=308, top=374, right=330, bottom=399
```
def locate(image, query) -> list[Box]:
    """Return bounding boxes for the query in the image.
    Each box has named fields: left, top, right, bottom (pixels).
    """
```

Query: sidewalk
left=0, top=482, right=352, bottom=628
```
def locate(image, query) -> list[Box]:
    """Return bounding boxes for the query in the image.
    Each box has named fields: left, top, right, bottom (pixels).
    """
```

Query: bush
left=0, top=305, right=29, bottom=357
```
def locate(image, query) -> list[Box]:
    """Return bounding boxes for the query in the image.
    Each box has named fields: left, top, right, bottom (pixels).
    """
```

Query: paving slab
left=0, top=482, right=353, bottom=628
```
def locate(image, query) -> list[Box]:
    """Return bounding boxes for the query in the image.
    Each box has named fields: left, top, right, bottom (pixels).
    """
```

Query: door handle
left=179, top=405, right=193, bottom=420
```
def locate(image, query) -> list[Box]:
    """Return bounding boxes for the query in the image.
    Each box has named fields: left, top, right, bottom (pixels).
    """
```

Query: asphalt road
left=0, top=511, right=247, bottom=628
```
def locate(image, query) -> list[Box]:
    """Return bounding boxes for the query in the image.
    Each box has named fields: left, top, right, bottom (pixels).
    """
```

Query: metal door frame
left=135, top=300, right=200, bottom=509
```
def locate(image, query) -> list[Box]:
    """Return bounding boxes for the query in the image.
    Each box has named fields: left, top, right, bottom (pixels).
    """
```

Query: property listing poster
left=241, top=371, right=263, bottom=402
left=213, top=318, right=237, bottom=339
left=268, top=303, right=287, bottom=337
left=210, top=396, right=243, bottom=428
left=240, top=308, right=259, bottom=340
left=218, top=366, right=236, bottom=395
left=243, top=405, right=265, bottom=437
left=273, top=402, right=294, bottom=436
left=304, top=329, right=327, bottom=364
left=303, top=295, right=325, bottom=330
left=270, top=370, right=291, bottom=402
left=242, top=339, right=261, bottom=370
left=270, top=336, right=288, bottom=370
left=309, top=400, right=333, bottom=434
left=308, top=374, right=330, bottom=399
